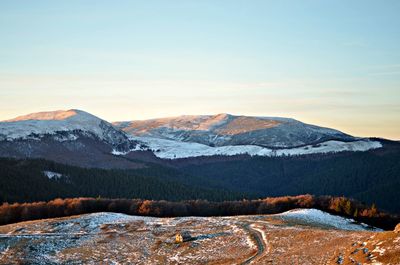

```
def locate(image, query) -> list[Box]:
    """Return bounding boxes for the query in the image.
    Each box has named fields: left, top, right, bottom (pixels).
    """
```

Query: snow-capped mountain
left=113, top=113, right=381, bottom=159
left=0, top=110, right=383, bottom=164
left=0, top=110, right=143, bottom=168
left=114, top=113, right=355, bottom=148
left=0, top=109, right=138, bottom=153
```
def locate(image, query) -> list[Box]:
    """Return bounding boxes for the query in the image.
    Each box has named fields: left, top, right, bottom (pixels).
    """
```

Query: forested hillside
left=0, top=158, right=244, bottom=203
left=1, top=140, right=399, bottom=214
left=180, top=141, right=400, bottom=213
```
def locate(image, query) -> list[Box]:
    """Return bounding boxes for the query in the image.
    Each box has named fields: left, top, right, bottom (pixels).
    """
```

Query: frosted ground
left=1, top=209, right=398, bottom=265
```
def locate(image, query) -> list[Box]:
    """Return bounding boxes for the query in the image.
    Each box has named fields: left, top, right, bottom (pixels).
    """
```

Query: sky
left=0, top=1, right=399, bottom=139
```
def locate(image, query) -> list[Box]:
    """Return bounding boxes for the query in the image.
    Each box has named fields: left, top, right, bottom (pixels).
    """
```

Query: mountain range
left=0, top=109, right=383, bottom=163
left=0, top=109, right=399, bottom=213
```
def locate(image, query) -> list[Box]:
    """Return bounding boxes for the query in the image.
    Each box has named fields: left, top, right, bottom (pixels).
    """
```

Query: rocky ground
left=0, top=209, right=399, bottom=265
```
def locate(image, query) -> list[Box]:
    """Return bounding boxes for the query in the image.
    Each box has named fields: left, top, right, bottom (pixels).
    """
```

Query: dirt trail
left=2, top=213, right=398, bottom=265
left=240, top=223, right=266, bottom=265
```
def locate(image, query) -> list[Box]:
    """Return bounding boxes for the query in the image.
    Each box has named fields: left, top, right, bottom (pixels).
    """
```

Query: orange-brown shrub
left=0, top=195, right=398, bottom=230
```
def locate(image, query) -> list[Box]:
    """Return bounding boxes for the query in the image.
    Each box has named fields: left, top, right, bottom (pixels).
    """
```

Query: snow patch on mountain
left=5, top=110, right=78, bottom=122
left=114, top=113, right=231, bottom=134
left=0, top=109, right=142, bottom=154
left=128, top=136, right=382, bottom=159
left=0, top=110, right=108, bottom=141
left=43, top=171, right=63, bottom=180
left=278, top=209, right=382, bottom=231
left=111, top=144, right=144, bottom=155
left=115, top=114, right=357, bottom=148
left=0, top=110, right=383, bottom=160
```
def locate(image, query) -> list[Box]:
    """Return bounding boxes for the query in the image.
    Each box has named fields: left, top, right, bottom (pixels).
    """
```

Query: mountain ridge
left=113, top=112, right=356, bottom=148
left=0, top=109, right=144, bottom=168
left=0, top=109, right=383, bottom=163
left=0, top=109, right=399, bottom=214
left=0, top=109, right=139, bottom=151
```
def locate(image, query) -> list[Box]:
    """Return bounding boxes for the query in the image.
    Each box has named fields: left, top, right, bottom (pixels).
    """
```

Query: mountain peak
left=2, top=109, right=96, bottom=122
left=214, top=113, right=230, bottom=118
left=0, top=109, right=118, bottom=142
left=114, top=113, right=354, bottom=148
left=4, top=109, right=77, bottom=122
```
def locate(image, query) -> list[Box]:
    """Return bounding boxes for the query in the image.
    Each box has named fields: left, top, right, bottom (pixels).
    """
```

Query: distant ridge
left=0, top=109, right=383, bottom=162
left=114, top=113, right=355, bottom=148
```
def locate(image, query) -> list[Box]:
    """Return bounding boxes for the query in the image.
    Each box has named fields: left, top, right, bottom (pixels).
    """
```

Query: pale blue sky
left=0, top=1, right=399, bottom=139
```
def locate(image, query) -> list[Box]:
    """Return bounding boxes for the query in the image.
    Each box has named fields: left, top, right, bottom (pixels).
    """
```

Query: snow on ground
left=277, top=209, right=382, bottom=231
left=0, top=212, right=157, bottom=264
left=372, top=245, right=386, bottom=256
left=111, top=144, right=143, bottom=155
left=128, top=136, right=382, bottom=159
left=43, top=171, right=63, bottom=179
left=1, top=213, right=153, bottom=236
left=0, top=109, right=109, bottom=141
left=245, top=232, right=257, bottom=250
left=1, top=110, right=382, bottom=159
left=250, top=223, right=269, bottom=253
left=251, top=224, right=268, bottom=244
left=114, top=114, right=231, bottom=135
left=71, top=212, right=155, bottom=232
left=2, top=211, right=397, bottom=264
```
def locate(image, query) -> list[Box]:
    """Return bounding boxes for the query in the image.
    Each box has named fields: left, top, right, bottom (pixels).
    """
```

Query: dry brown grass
left=1, top=213, right=399, bottom=264
left=216, top=117, right=281, bottom=135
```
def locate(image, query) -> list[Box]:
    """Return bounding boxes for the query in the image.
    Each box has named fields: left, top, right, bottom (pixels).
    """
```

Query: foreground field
left=0, top=209, right=399, bottom=265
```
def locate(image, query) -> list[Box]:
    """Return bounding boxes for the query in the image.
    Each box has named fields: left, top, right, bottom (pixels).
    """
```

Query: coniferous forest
left=0, top=140, right=399, bottom=216
left=179, top=141, right=400, bottom=214
left=0, top=158, right=243, bottom=203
